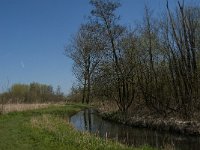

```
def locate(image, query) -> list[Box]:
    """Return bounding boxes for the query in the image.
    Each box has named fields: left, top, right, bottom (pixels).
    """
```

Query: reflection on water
left=69, top=109, right=200, bottom=150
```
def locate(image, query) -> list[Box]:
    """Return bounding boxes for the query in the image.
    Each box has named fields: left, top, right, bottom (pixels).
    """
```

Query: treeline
left=0, top=82, right=65, bottom=103
left=67, top=0, right=200, bottom=119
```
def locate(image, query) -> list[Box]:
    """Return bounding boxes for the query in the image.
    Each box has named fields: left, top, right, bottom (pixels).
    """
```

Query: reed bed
left=1, top=103, right=62, bottom=114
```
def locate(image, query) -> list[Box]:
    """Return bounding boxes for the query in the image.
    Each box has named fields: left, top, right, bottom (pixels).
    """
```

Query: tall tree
left=90, top=0, right=136, bottom=112
left=67, top=22, right=105, bottom=103
left=163, top=0, right=200, bottom=118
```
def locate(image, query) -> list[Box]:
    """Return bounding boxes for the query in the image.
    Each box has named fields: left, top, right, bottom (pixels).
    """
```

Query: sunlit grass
left=29, top=114, right=132, bottom=150
left=0, top=103, right=155, bottom=150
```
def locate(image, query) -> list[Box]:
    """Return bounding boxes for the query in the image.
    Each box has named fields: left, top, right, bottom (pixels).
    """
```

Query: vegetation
left=0, top=104, right=154, bottom=150
left=0, top=82, right=65, bottom=104
left=1, top=103, right=54, bottom=114
left=1, top=0, right=199, bottom=149
left=67, top=0, right=200, bottom=120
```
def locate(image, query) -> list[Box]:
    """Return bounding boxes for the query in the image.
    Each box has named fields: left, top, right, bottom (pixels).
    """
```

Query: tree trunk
left=82, top=77, right=87, bottom=103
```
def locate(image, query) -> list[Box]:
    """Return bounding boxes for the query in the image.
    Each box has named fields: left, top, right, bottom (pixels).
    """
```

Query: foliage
left=0, top=82, right=65, bottom=104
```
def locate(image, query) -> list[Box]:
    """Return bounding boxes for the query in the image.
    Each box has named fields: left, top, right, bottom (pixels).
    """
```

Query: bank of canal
left=70, top=108, right=200, bottom=150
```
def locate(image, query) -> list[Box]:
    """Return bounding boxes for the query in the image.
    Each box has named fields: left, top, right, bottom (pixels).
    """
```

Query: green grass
left=0, top=103, right=154, bottom=150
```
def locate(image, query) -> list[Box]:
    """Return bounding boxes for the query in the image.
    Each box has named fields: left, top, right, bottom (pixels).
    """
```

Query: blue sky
left=0, top=0, right=195, bottom=94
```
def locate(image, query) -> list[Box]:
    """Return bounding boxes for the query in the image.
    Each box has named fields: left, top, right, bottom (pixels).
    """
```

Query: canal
left=70, top=109, right=200, bottom=150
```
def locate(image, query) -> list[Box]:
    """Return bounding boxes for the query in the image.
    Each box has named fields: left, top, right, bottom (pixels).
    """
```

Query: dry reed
left=2, top=103, right=61, bottom=114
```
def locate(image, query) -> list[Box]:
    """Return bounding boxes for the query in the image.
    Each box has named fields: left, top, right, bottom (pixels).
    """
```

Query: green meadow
left=0, top=104, right=154, bottom=150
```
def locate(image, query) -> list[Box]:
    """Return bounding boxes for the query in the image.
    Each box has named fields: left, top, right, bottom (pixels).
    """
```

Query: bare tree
left=66, top=22, right=105, bottom=103
left=163, top=0, right=200, bottom=118
left=67, top=0, right=200, bottom=119
left=90, top=0, right=136, bottom=113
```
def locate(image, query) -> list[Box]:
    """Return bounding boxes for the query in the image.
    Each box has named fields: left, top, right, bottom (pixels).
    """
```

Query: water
left=69, top=109, right=200, bottom=150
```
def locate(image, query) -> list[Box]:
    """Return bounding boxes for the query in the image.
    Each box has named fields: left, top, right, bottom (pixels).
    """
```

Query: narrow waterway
left=69, top=109, right=200, bottom=150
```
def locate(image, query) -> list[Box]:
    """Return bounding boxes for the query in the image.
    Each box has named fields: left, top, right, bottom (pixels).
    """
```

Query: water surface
left=69, top=109, right=200, bottom=150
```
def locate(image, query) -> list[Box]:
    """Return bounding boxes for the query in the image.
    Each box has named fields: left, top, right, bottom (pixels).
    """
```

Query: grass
left=0, top=103, right=154, bottom=150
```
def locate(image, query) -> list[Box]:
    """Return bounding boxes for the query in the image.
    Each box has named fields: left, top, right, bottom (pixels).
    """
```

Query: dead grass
left=1, top=103, right=63, bottom=114
left=91, top=100, right=118, bottom=113
left=162, top=144, right=175, bottom=150
left=30, top=114, right=62, bottom=132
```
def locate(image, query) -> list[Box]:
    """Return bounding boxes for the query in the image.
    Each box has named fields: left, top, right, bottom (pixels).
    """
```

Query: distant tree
left=10, top=84, right=29, bottom=103
left=56, top=85, right=61, bottom=95
left=0, top=80, right=10, bottom=114
left=2, top=82, right=64, bottom=104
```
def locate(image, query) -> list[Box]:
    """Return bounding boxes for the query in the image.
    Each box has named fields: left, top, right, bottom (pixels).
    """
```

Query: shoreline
left=98, top=110, right=200, bottom=136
